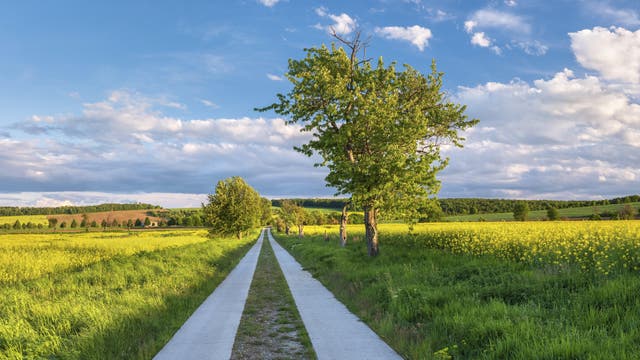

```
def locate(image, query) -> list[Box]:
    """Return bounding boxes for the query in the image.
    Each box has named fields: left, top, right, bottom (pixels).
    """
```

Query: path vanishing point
left=154, top=228, right=401, bottom=360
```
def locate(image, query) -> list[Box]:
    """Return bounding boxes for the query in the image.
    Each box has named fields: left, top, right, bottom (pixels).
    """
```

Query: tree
left=101, top=219, right=108, bottom=229
left=618, top=204, right=637, bottom=220
left=48, top=218, right=58, bottom=229
left=203, top=176, right=262, bottom=239
left=513, top=203, right=529, bottom=221
left=547, top=207, right=559, bottom=221
left=144, top=217, right=151, bottom=226
left=260, top=197, right=272, bottom=226
left=258, top=33, right=477, bottom=256
left=13, top=220, right=21, bottom=230
left=70, top=219, right=78, bottom=228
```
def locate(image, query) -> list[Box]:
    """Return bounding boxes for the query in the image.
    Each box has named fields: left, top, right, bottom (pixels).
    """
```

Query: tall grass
left=276, top=223, right=640, bottom=359
left=0, top=229, right=258, bottom=359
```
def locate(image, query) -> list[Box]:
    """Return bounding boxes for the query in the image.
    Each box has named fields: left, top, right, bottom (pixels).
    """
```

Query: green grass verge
left=0, top=229, right=258, bottom=359
left=446, top=202, right=640, bottom=221
left=274, top=232, right=640, bottom=359
left=231, top=236, right=316, bottom=359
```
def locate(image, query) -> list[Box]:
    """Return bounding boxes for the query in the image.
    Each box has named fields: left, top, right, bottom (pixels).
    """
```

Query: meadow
left=0, top=229, right=258, bottom=359
left=276, top=222, right=640, bottom=359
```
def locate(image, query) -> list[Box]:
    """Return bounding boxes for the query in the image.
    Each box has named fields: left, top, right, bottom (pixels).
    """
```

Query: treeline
left=271, top=198, right=347, bottom=210
left=0, top=203, right=161, bottom=216
left=438, top=195, right=640, bottom=216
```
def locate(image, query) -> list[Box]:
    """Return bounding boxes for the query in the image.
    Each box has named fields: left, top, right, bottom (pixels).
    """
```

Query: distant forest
left=272, top=195, right=640, bottom=216
left=0, top=203, right=161, bottom=216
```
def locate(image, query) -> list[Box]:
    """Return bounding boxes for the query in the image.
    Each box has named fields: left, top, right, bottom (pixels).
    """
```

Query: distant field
left=48, top=209, right=166, bottom=225
left=446, top=202, right=640, bottom=221
left=0, top=215, right=49, bottom=226
left=0, top=229, right=257, bottom=359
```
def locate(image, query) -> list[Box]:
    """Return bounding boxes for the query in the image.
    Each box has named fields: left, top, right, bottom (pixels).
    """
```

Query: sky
left=1, top=0, right=639, bottom=207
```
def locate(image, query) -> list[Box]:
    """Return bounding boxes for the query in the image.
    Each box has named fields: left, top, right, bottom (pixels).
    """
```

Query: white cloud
left=464, top=20, right=477, bottom=33
left=442, top=68, right=640, bottom=198
left=267, top=73, right=284, bottom=81
left=570, top=27, right=640, bottom=84
left=471, top=32, right=492, bottom=47
left=504, top=0, right=517, bottom=6
left=200, top=99, right=220, bottom=108
left=315, top=7, right=356, bottom=35
left=6, top=90, right=325, bottom=197
left=257, top=0, right=280, bottom=7
left=467, top=9, right=530, bottom=34
left=586, top=2, right=640, bottom=26
left=514, top=40, right=548, bottom=56
left=374, top=25, right=432, bottom=51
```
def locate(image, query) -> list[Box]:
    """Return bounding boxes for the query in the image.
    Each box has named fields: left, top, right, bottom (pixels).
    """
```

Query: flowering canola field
left=307, top=221, right=640, bottom=275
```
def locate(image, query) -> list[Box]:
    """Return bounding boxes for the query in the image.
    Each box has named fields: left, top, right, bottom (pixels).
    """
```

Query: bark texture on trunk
left=237, top=231, right=243, bottom=240
left=297, top=225, right=304, bottom=238
left=364, top=206, right=379, bottom=256
left=285, top=225, right=290, bottom=235
left=340, top=204, right=349, bottom=247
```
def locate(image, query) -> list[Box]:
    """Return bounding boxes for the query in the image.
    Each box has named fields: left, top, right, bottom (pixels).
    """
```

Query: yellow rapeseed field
left=0, top=230, right=208, bottom=283
left=0, top=215, right=49, bottom=226
left=305, top=221, right=640, bottom=275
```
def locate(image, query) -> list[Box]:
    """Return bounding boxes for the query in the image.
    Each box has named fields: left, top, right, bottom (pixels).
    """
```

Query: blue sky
left=1, top=0, right=639, bottom=207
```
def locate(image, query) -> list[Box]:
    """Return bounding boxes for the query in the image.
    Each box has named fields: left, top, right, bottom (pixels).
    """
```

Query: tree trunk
left=285, top=225, right=290, bottom=235
left=340, top=204, right=348, bottom=247
left=237, top=231, right=242, bottom=240
left=364, top=206, right=379, bottom=256
left=298, top=224, right=304, bottom=238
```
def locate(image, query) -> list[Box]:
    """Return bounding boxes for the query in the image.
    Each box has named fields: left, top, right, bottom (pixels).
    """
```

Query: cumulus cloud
left=374, top=25, right=432, bottom=51
left=315, top=7, right=356, bottom=35
left=570, top=27, right=640, bottom=84
left=471, top=32, right=492, bottom=47
left=441, top=68, right=640, bottom=199
left=4, top=90, right=326, bottom=197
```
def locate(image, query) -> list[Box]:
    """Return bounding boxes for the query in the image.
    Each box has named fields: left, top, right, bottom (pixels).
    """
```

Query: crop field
left=278, top=222, right=640, bottom=358
left=0, top=229, right=257, bottom=359
left=0, top=215, right=49, bottom=227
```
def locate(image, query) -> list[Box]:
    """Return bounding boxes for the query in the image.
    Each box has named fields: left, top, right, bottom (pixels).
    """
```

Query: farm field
left=276, top=222, right=640, bottom=358
left=0, top=229, right=257, bottom=359
left=446, top=202, right=640, bottom=221
left=0, top=215, right=49, bottom=227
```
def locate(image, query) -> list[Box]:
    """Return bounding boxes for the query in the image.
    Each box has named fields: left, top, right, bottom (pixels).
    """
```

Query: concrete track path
left=268, top=229, right=401, bottom=360
left=154, top=230, right=264, bottom=360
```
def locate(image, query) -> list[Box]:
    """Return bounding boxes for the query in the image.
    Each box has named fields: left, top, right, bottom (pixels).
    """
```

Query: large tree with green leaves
left=203, top=176, right=262, bottom=239
left=259, top=34, right=477, bottom=256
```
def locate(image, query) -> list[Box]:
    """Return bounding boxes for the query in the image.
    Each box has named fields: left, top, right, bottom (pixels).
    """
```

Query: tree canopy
left=203, top=176, right=262, bottom=239
left=259, top=35, right=477, bottom=255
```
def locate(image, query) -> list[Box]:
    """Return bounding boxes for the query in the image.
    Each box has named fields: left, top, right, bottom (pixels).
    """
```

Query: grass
left=0, top=229, right=258, bottom=359
left=274, top=224, right=640, bottom=359
left=231, top=235, right=316, bottom=359
left=446, top=202, right=640, bottom=221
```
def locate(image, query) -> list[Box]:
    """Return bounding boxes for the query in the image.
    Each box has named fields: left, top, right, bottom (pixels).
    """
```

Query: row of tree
left=46, top=217, right=156, bottom=229
left=0, top=203, right=161, bottom=217
left=441, top=196, right=640, bottom=216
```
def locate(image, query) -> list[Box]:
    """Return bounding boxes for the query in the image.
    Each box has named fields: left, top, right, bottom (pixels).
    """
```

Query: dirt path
left=230, top=233, right=316, bottom=360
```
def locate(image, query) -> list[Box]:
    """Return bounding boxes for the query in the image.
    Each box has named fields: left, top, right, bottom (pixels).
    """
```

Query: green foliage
left=260, top=41, right=477, bottom=222
left=618, top=204, right=637, bottom=220
left=260, top=197, right=272, bottom=225
left=203, top=176, right=262, bottom=239
left=546, top=207, right=559, bottom=220
left=513, top=203, right=529, bottom=221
